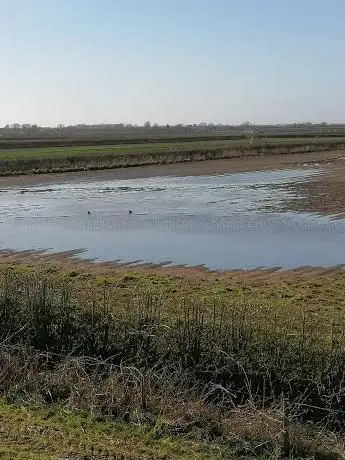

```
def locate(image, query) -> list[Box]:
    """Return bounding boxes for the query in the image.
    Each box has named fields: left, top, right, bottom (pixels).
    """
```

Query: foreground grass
left=1, top=262, right=345, bottom=458
left=0, top=402, right=230, bottom=459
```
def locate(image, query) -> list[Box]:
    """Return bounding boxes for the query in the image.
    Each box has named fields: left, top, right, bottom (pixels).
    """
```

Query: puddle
left=0, top=167, right=344, bottom=269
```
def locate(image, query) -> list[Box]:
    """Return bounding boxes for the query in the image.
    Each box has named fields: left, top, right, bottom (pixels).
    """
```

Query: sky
left=1, top=0, right=345, bottom=126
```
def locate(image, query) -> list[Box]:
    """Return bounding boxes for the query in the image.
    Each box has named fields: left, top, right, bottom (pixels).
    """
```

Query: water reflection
left=1, top=167, right=344, bottom=269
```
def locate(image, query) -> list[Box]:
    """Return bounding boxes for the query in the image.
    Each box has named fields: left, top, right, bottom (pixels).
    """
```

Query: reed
left=0, top=271, right=345, bottom=457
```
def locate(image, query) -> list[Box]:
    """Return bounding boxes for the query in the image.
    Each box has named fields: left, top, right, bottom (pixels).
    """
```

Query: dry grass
left=1, top=264, right=345, bottom=458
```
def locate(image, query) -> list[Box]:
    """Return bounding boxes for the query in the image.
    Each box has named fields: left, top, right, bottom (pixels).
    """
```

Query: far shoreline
left=0, top=148, right=343, bottom=188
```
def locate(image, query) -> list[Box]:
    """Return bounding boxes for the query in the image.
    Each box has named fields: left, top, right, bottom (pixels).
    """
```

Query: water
left=1, top=167, right=345, bottom=270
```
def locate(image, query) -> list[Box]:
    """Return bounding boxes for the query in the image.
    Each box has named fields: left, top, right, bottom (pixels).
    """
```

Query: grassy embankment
left=1, top=260, right=345, bottom=458
left=0, top=136, right=344, bottom=176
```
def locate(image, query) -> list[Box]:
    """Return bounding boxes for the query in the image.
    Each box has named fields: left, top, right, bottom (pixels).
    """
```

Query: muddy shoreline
left=0, top=148, right=344, bottom=188
left=0, top=248, right=343, bottom=283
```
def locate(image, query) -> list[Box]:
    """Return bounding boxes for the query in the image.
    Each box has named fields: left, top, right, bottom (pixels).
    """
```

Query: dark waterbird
left=129, top=210, right=133, bottom=214
left=88, top=210, right=91, bottom=215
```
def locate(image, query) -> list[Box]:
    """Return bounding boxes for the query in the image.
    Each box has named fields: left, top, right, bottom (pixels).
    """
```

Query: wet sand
left=1, top=148, right=344, bottom=188
left=281, top=163, right=345, bottom=217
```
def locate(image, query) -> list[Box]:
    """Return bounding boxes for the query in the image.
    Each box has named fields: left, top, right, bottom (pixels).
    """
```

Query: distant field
left=0, top=136, right=343, bottom=177
left=1, top=136, right=345, bottom=160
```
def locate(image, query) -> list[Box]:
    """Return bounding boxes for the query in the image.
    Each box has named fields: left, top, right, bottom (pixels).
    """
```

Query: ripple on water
left=0, top=167, right=341, bottom=270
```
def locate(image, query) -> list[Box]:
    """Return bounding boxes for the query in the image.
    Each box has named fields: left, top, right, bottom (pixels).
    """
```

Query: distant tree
left=166, top=124, right=170, bottom=128
left=144, top=121, right=151, bottom=128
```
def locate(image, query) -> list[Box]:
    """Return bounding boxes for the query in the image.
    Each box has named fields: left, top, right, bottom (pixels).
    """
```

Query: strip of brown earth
left=0, top=248, right=343, bottom=284
left=1, top=148, right=344, bottom=188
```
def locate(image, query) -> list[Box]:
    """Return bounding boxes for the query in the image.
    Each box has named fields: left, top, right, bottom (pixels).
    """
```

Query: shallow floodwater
left=1, top=167, right=345, bottom=270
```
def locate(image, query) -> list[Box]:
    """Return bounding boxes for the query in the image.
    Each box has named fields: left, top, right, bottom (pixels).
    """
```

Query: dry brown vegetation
left=0, top=258, right=345, bottom=458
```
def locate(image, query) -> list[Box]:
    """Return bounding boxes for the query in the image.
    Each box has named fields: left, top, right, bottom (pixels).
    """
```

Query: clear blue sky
left=1, top=0, right=344, bottom=126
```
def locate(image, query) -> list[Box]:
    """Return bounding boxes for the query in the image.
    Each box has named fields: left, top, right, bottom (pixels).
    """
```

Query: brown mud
left=0, top=248, right=343, bottom=284
left=281, top=159, right=345, bottom=217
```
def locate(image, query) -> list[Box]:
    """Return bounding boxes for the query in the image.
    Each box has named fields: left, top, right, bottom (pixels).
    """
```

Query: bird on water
left=128, top=210, right=133, bottom=214
left=88, top=210, right=91, bottom=215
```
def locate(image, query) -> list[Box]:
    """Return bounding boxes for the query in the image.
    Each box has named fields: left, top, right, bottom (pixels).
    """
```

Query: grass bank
left=1, top=262, right=345, bottom=458
left=0, top=402, right=225, bottom=459
left=0, top=137, right=344, bottom=176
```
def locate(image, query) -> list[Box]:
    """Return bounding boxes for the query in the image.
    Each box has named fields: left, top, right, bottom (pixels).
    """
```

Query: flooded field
left=0, top=166, right=344, bottom=270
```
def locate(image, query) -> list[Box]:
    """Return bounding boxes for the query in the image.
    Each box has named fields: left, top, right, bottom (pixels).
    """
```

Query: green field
left=0, top=136, right=344, bottom=161
left=0, top=136, right=343, bottom=177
